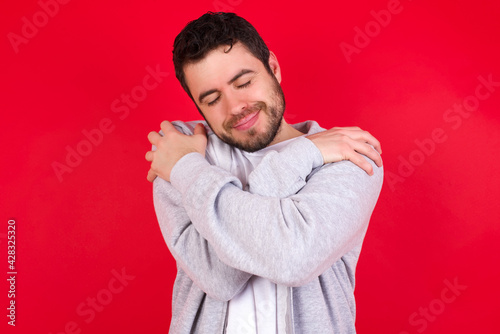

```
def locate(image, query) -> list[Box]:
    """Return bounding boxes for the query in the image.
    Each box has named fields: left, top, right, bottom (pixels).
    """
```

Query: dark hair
left=173, top=12, right=272, bottom=101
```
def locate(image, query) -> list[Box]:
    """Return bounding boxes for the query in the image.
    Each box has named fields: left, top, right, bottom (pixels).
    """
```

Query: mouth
left=233, top=110, right=260, bottom=131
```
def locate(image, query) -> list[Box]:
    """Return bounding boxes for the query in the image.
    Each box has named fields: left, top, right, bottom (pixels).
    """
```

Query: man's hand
left=145, top=121, right=207, bottom=182
left=306, top=126, right=382, bottom=175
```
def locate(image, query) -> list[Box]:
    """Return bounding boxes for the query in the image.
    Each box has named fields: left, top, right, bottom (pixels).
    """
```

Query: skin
left=183, top=43, right=302, bottom=152
left=145, top=43, right=382, bottom=182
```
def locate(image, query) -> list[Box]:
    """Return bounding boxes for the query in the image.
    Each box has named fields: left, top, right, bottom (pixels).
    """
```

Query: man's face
left=184, top=43, right=285, bottom=152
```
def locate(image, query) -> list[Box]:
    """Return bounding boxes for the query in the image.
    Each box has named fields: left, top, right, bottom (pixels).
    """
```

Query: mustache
left=225, top=101, right=266, bottom=129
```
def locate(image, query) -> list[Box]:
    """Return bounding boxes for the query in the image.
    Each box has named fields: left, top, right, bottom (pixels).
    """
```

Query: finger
left=193, top=123, right=207, bottom=137
left=371, top=141, right=382, bottom=155
left=363, top=137, right=382, bottom=155
left=344, top=151, right=374, bottom=176
left=344, top=130, right=382, bottom=155
left=148, top=131, right=162, bottom=145
left=145, top=151, right=154, bottom=162
left=365, top=149, right=383, bottom=168
left=147, top=168, right=157, bottom=183
left=351, top=142, right=383, bottom=167
left=356, top=131, right=381, bottom=154
left=332, top=126, right=361, bottom=131
left=160, top=120, right=177, bottom=134
left=361, top=132, right=382, bottom=155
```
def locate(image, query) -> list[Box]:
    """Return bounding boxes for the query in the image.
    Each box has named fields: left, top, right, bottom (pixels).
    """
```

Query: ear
left=268, top=51, right=282, bottom=83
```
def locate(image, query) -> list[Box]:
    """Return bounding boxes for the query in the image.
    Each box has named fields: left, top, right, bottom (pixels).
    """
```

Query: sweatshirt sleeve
left=247, top=137, right=324, bottom=197
left=152, top=121, right=252, bottom=301
left=153, top=176, right=252, bottom=301
left=169, top=139, right=383, bottom=287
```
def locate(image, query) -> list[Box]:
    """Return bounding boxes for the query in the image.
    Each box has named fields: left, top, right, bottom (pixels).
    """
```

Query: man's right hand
left=145, top=121, right=208, bottom=182
left=306, top=126, right=383, bottom=175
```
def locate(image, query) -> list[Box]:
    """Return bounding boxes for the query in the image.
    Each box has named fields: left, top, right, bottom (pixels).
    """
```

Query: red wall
left=2, top=0, right=499, bottom=333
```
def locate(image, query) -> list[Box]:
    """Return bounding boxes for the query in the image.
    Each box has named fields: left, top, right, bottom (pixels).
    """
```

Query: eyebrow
left=198, top=69, right=255, bottom=104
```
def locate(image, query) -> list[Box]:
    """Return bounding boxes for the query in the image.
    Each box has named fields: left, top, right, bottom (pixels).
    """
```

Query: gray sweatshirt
left=153, top=120, right=384, bottom=333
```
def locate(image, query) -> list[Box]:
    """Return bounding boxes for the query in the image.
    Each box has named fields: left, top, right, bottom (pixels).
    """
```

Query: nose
left=225, top=91, right=248, bottom=116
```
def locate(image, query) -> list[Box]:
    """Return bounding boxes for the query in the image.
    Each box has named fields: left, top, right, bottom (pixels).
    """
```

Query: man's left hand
left=145, top=121, right=207, bottom=182
left=306, top=126, right=382, bottom=175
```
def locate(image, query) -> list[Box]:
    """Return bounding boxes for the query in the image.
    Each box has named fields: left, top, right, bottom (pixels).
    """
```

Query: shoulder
left=170, top=120, right=211, bottom=135
left=169, top=120, right=233, bottom=166
left=290, top=120, right=326, bottom=135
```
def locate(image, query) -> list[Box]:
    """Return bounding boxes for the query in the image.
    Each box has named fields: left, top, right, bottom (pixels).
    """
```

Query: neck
left=268, top=119, right=304, bottom=146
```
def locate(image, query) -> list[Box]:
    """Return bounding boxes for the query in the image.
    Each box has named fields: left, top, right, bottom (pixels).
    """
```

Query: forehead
left=184, top=43, right=263, bottom=92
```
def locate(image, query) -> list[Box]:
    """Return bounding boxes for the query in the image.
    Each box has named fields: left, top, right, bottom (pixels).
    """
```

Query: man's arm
left=153, top=175, right=252, bottom=301
left=145, top=122, right=382, bottom=183
left=148, top=121, right=252, bottom=301
left=248, top=126, right=382, bottom=198
left=170, top=139, right=382, bottom=286
left=147, top=121, right=383, bottom=287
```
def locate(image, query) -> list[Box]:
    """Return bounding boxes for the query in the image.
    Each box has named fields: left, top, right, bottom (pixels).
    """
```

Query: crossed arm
left=146, top=121, right=383, bottom=299
left=145, top=121, right=382, bottom=182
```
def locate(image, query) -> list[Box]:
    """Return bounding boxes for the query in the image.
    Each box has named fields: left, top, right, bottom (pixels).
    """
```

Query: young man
left=145, top=12, right=383, bottom=334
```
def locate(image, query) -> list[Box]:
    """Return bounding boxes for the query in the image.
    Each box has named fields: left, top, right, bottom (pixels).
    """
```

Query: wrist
left=170, top=152, right=208, bottom=190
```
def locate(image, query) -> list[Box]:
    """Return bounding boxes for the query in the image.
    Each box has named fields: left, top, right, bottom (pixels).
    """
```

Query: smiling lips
left=233, top=110, right=260, bottom=131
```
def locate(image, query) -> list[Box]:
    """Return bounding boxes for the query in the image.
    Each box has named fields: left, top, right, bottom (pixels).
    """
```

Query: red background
left=1, top=0, right=499, bottom=333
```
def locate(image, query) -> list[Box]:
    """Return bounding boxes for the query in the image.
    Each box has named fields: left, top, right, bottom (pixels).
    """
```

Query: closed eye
left=237, top=81, right=251, bottom=88
left=207, top=96, right=220, bottom=106
left=207, top=81, right=251, bottom=106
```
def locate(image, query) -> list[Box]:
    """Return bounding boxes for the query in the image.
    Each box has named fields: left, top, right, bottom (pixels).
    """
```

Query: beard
left=207, top=76, right=286, bottom=152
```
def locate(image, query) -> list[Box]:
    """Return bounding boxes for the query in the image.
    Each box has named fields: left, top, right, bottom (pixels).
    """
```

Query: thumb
left=193, top=123, right=207, bottom=137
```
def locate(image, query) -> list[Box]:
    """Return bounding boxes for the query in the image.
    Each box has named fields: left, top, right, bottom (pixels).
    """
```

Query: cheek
left=263, top=80, right=280, bottom=101
left=204, top=109, right=226, bottom=130
left=247, top=83, right=272, bottom=103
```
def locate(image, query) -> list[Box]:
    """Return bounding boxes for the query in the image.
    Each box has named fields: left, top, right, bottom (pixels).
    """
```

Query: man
left=145, top=12, right=383, bottom=333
